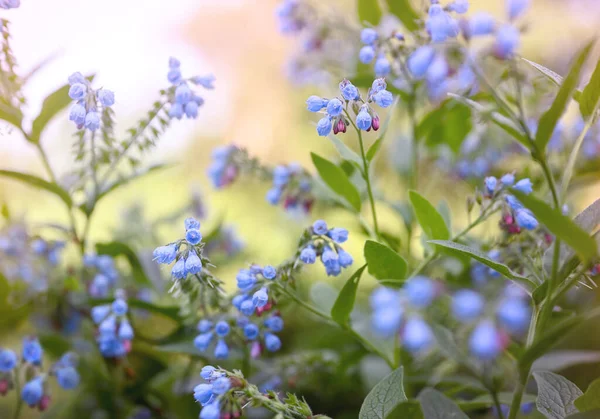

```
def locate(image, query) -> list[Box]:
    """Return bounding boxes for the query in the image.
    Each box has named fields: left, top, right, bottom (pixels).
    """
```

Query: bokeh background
left=2, top=0, right=600, bottom=417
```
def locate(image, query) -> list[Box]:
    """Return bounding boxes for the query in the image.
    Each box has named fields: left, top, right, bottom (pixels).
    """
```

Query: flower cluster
left=167, top=57, right=214, bottom=120
left=83, top=253, right=119, bottom=298
left=266, top=163, right=314, bottom=214
left=307, top=78, right=393, bottom=136
left=481, top=174, right=538, bottom=232
left=0, top=339, right=79, bottom=411
left=296, top=220, right=353, bottom=276
left=0, top=0, right=19, bottom=10
left=91, top=292, right=134, bottom=358
left=153, top=217, right=204, bottom=280
left=206, top=145, right=240, bottom=189
left=68, top=72, right=115, bottom=131
left=194, top=366, right=232, bottom=419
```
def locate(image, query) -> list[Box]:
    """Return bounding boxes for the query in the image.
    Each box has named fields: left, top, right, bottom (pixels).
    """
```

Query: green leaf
left=512, top=190, right=598, bottom=263
left=359, top=367, right=407, bottom=419
left=535, top=42, right=593, bottom=152
left=388, top=401, right=424, bottom=419
left=567, top=410, right=600, bottom=419
left=384, top=0, right=419, bottom=31
left=367, top=138, right=383, bottom=162
left=364, top=240, right=407, bottom=281
left=419, top=101, right=472, bottom=153
left=95, top=241, right=151, bottom=285
left=532, top=351, right=600, bottom=373
left=0, top=101, right=23, bottom=129
left=522, top=58, right=565, bottom=87
left=367, top=96, right=399, bottom=162
left=533, top=371, right=582, bottom=419
left=357, top=0, right=382, bottom=25
left=459, top=393, right=537, bottom=412
left=409, top=191, right=450, bottom=241
left=30, top=75, right=94, bottom=143
left=575, top=378, right=600, bottom=412
left=331, top=265, right=367, bottom=326
left=579, top=57, right=600, bottom=118
left=428, top=240, right=535, bottom=290
left=311, top=152, right=362, bottom=211
left=0, top=169, right=72, bottom=207
left=431, top=325, right=474, bottom=372
left=418, top=388, right=468, bottom=419
left=90, top=297, right=182, bottom=322
left=326, top=133, right=363, bottom=165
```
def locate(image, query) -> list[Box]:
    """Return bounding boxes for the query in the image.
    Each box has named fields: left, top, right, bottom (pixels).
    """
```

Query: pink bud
left=333, top=123, right=339, bottom=135
left=0, top=380, right=8, bottom=396
left=250, top=341, right=262, bottom=358
left=123, top=340, right=132, bottom=353
left=38, top=395, right=51, bottom=412
left=337, top=119, right=345, bottom=134
left=371, top=116, right=380, bottom=131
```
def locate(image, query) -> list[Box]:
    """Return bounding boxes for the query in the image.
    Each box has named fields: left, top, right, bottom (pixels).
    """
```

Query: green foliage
left=358, top=367, right=407, bottom=419
left=0, top=169, right=73, bottom=207
left=579, top=56, right=600, bottom=118
left=418, top=101, right=472, bottom=153
left=357, top=0, right=382, bottom=25
left=409, top=191, right=450, bottom=241
left=364, top=240, right=407, bottom=282
left=331, top=265, right=367, bottom=325
left=95, top=241, right=151, bottom=285
left=384, top=0, right=419, bottom=31
left=327, top=133, right=362, bottom=165
left=533, top=371, right=583, bottom=419
left=575, top=378, right=600, bottom=412
left=311, top=152, right=362, bottom=211
left=417, top=388, right=468, bottom=419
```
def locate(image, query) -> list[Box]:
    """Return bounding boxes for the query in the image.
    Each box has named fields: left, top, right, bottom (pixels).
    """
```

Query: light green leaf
left=418, top=388, right=468, bottom=419
left=364, top=240, right=407, bottom=282
left=326, top=133, right=363, bottom=165
left=0, top=169, right=72, bottom=207
left=409, top=191, right=450, bottom=241
left=532, top=351, right=600, bottom=372
left=358, top=0, right=382, bottom=25
left=534, top=371, right=582, bottom=419
left=96, top=241, right=151, bottom=286
left=331, top=265, right=367, bottom=326
left=535, top=42, right=593, bottom=152
left=567, top=410, right=600, bottom=419
left=522, top=58, right=565, bottom=87
left=428, top=240, right=535, bottom=290
left=512, top=190, right=598, bottom=263
left=366, top=138, right=383, bottom=162
left=359, top=367, right=407, bottom=419
left=579, top=57, right=600, bottom=118
left=575, top=378, right=600, bottom=412
left=384, top=0, right=419, bottom=31
left=0, top=101, right=23, bottom=129
left=311, top=152, right=362, bottom=211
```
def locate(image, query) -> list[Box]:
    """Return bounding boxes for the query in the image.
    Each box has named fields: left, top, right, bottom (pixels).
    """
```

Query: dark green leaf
left=311, top=152, right=362, bottom=211
left=575, top=378, right=600, bottom=412
left=358, top=0, right=382, bottom=25
left=0, top=169, right=72, bottom=207
left=418, top=388, right=468, bottom=419
left=30, top=75, right=94, bottom=143
left=384, top=0, right=419, bottom=31
left=536, top=42, right=593, bottom=152
left=95, top=241, right=151, bottom=286
left=512, top=190, right=598, bottom=263
left=359, top=367, right=407, bottom=419
left=364, top=240, right=407, bottom=281
left=331, top=265, right=367, bottom=326
left=0, top=101, right=23, bottom=129
left=388, top=401, right=424, bottom=419
left=579, top=57, right=600, bottom=118
left=326, top=133, right=362, bottom=165
left=409, top=191, right=450, bottom=240
left=428, top=240, right=535, bottom=290
left=534, top=371, right=582, bottom=419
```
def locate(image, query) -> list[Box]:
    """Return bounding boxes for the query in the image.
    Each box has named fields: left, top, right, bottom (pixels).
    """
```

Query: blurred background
left=2, top=0, right=600, bottom=417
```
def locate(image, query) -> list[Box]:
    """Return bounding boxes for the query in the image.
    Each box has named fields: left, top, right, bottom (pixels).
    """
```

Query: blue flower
left=264, top=316, right=284, bottom=332
left=84, top=111, right=100, bottom=131
left=306, top=95, right=327, bottom=112
left=359, top=46, right=376, bottom=64
left=21, top=378, right=44, bottom=406
left=427, top=10, right=458, bottom=42
left=118, top=320, right=134, bottom=340
left=214, top=339, right=229, bottom=359
left=372, top=90, right=393, bottom=108
left=356, top=107, right=372, bottom=131
left=192, top=75, right=216, bottom=89
left=168, top=68, right=182, bottom=84
left=244, top=323, right=260, bottom=340
left=326, top=98, right=343, bottom=117
left=99, top=315, right=117, bottom=336
left=240, top=300, right=256, bottom=316
left=371, top=78, right=387, bottom=93
left=200, top=365, right=218, bottom=381
left=402, top=317, right=434, bottom=353
left=185, top=217, right=201, bottom=231
left=497, top=298, right=531, bottom=334
left=261, top=265, right=276, bottom=280
left=316, top=116, right=332, bottom=136
left=372, top=305, right=403, bottom=337
left=507, top=0, right=530, bottom=20
left=171, top=258, right=187, bottom=279
left=185, top=251, right=203, bottom=275
left=469, top=320, right=502, bottom=360
left=212, top=377, right=231, bottom=395
left=69, top=104, right=86, bottom=125
left=0, top=349, right=17, bottom=372
left=448, top=0, right=469, bottom=13
left=200, top=402, right=221, bottom=419
left=313, top=220, right=328, bottom=235
left=186, top=229, right=202, bottom=245
left=321, top=246, right=338, bottom=270
left=452, top=290, right=484, bottom=322
left=22, top=337, right=43, bottom=365
left=56, top=366, right=80, bottom=390
left=68, top=72, right=85, bottom=85
left=338, top=250, right=353, bottom=268
left=374, top=56, right=391, bottom=77
left=153, top=244, right=178, bottom=264
left=236, top=270, right=256, bottom=292
left=325, top=260, right=342, bottom=276
left=515, top=209, right=538, bottom=230
left=68, top=83, right=87, bottom=100
left=169, top=103, right=184, bottom=119
left=500, top=173, right=515, bottom=186
left=494, top=25, right=520, bottom=59
left=97, top=89, right=115, bottom=107
left=266, top=187, right=282, bottom=205
left=194, top=332, right=214, bottom=351
left=252, top=287, right=269, bottom=308
left=194, top=383, right=214, bottom=405
left=215, top=321, right=230, bottom=337
left=91, top=304, right=111, bottom=324
left=405, top=276, right=436, bottom=308
left=169, top=57, right=180, bottom=68
left=175, top=84, right=192, bottom=104
left=339, top=80, right=359, bottom=101
left=467, top=12, right=495, bottom=37
left=112, top=299, right=128, bottom=316
left=408, top=46, right=435, bottom=78
left=197, top=319, right=213, bottom=333
left=484, top=176, right=497, bottom=195
left=360, top=28, right=378, bottom=44
left=185, top=102, right=199, bottom=118
left=300, top=246, right=317, bottom=264
left=505, top=195, right=523, bottom=210
left=426, top=56, right=449, bottom=87
left=264, top=333, right=282, bottom=352
left=513, top=178, right=532, bottom=194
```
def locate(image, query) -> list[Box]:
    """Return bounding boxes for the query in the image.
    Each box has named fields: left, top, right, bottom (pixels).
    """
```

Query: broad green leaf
left=364, top=240, right=407, bottom=281
left=419, top=102, right=472, bottom=153
left=579, top=57, right=600, bottom=118
left=326, top=133, right=362, bottom=165
left=366, top=138, right=383, bottom=162
left=428, top=240, right=535, bottom=290
left=535, top=42, right=593, bottom=152
left=30, top=75, right=94, bottom=143
left=359, top=367, right=407, bottom=419
left=534, top=371, right=582, bottom=419
left=96, top=241, right=151, bottom=285
left=331, top=265, right=367, bottom=326
left=418, top=388, right=468, bottom=419
left=388, top=401, right=423, bottom=419
left=532, top=351, right=600, bottom=372
left=0, top=101, right=23, bottom=129
left=357, top=0, right=382, bottom=25
left=384, top=0, right=419, bottom=31
left=512, top=190, right=598, bottom=263
left=311, top=152, right=362, bottom=211
left=0, top=169, right=72, bottom=207
left=409, top=191, right=450, bottom=240
left=575, top=378, right=600, bottom=412
left=567, top=410, right=600, bottom=419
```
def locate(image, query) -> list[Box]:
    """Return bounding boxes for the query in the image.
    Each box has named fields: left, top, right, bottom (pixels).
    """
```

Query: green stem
left=491, top=388, right=505, bottom=419
left=408, top=96, right=418, bottom=191
left=12, top=367, right=22, bottom=419
left=357, top=128, right=381, bottom=240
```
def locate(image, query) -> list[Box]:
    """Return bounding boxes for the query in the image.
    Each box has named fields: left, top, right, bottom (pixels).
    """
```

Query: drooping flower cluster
left=207, top=145, right=240, bottom=189
left=307, top=78, right=393, bottom=136
left=0, top=339, right=79, bottom=411
left=68, top=72, right=115, bottom=131
left=83, top=253, right=119, bottom=298
left=166, top=57, right=214, bottom=120
left=153, top=217, right=204, bottom=280
left=91, top=292, right=134, bottom=358
left=194, top=366, right=232, bottom=419
left=297, top=220, right=353, bottom=276
left=481, top=174, right=538, bottom=232
left=266, top=163, right=314, bottom=214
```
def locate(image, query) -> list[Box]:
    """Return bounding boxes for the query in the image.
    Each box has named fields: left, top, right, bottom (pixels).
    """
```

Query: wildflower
left=469, top=320, right=502, bottom=360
